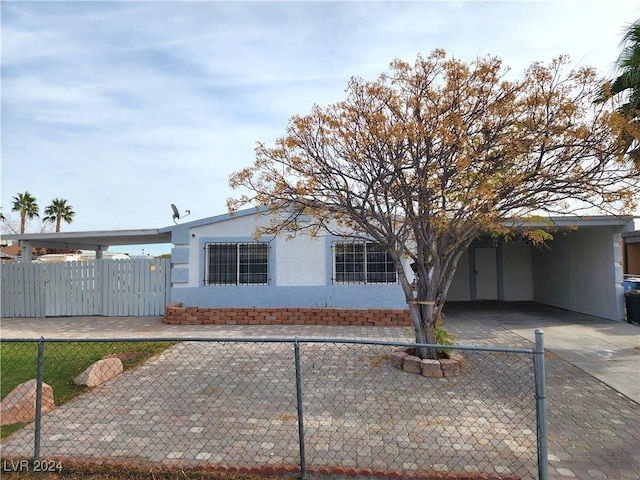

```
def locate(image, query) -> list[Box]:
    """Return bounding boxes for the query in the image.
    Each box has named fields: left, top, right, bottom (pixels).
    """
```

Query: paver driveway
left=1, top=302, right=639, bottom=479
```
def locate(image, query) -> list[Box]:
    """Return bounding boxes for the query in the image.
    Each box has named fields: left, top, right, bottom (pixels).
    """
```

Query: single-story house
left=164, top=208, right=638, bottom=322
left=3, top=208, right=638, bottom=322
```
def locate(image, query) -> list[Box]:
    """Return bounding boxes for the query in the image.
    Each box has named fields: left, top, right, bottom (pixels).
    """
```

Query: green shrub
left=436, top=327, right=456, bottom=358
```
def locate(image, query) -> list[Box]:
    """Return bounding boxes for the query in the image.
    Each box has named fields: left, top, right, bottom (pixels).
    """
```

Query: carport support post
left=21, top=240, right=32, bottom=262
left=534, top=329, right=548, bottom=480
left=34, top=338, right=45, bottom=463
left=294, top=338, right=306, bottom=480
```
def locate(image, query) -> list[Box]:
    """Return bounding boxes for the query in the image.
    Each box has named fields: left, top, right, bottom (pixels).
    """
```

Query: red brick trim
left=163, top=303, right=411, bottom=327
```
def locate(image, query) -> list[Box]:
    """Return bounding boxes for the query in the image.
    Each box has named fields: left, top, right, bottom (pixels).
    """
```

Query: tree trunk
left=408, top=302, right=438, bottom=359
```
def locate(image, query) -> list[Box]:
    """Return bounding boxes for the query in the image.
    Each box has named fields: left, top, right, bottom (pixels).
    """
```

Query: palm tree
left=597, top=19, right=640, bottom=166
left=608, top=20, right=640, bottom=114
left=44, top=198, right=75, bottom=232
left=11, top=191, right=39, bottom=234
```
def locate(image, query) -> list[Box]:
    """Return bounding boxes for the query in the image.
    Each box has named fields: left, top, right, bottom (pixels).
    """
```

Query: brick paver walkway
left=1, top=303, right=639, bottom=479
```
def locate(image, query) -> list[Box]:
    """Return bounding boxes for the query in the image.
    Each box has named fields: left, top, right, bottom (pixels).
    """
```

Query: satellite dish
left=171, top=204, right=191, bottom=224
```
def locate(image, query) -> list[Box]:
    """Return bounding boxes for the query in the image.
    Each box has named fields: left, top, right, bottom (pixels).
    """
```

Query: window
left=333, top=242, right=396, bottom=284
left=205, top=243, right=268, bottom=285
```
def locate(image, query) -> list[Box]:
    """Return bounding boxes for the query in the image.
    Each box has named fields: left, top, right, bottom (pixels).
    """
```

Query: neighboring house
left=163, top=208, right=638, bottom=322
left=622, top=230, right=640, bottom=277
left=34, top=252, right=130, bottom=263
left=0, top=244, right=21, bottom=261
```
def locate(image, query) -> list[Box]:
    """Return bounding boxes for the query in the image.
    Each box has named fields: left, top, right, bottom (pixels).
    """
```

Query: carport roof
left=1, top=229, right=172, bottom=251
left=504, top=215, right=636, bottom=228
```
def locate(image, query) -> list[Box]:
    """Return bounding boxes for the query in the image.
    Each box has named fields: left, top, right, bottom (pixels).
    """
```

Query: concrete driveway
left=443, top=302, right=640, bottom=404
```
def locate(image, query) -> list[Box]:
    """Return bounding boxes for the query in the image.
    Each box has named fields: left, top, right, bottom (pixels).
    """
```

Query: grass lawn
left=0, top=340, right=173, bottom=438
left=0, top=463, right=287, bottom=480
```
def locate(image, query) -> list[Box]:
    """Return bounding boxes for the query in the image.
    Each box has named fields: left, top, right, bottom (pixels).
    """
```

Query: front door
left=474, top=247, right=498, bottom=300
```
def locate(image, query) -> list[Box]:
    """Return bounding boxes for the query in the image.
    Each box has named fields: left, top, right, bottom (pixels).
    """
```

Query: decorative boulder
left=74, top=358, right=123, bottom=387
left=0, top=379, right=55, bottom=425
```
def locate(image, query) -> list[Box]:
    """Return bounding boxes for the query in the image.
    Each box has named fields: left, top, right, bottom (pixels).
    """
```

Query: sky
left=2, top=0, right=639, bottom=255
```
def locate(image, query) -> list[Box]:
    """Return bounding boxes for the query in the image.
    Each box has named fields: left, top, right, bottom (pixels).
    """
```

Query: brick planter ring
left=390, top=347, right=463, bottom=377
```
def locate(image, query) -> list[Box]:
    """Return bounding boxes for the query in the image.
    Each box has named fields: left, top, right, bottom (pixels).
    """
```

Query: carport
left=1, top=229, right=173, bottom=317
left=2, top=228, right=172, bottom=261
left=446, top=216, right=638, bottom=321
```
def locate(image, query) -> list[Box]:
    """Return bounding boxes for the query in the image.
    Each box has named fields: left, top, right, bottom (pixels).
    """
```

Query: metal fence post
left=294, top=338, right=306, bottom=480
left=34, top=337, right=45, bottom=462
left=534, top=329, right=548, bottom=480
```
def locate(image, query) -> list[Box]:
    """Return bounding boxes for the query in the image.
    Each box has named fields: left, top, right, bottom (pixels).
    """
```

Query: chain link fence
left=1, top=336, right=547, bottom=479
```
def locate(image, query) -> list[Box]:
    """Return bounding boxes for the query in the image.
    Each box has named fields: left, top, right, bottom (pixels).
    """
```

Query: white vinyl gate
left=1, top=258, right=170, bottom=317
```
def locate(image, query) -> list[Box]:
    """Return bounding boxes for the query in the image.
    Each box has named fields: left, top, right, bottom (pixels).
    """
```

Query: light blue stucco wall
left=167, top=211, right=409, bottom=309
left=170, top=284, right=407, bottom=309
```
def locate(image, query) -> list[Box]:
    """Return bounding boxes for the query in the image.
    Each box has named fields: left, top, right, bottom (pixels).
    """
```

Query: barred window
left=205, top=243, right=268, bottom=285
left=333, top=242, right=396, bottom=284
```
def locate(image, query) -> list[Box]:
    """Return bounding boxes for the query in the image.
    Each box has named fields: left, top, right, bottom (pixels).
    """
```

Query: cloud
left=2, top=0, right=639, bottom=246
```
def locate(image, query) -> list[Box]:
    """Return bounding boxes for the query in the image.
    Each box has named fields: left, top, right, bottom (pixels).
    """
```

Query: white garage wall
left=446, top=250, right=471, bottom=301
left=446, top=242, right=534, bottom=302
left=532, top=227, right=621, bottom=321
left=502, top=242, right=534, bottom=301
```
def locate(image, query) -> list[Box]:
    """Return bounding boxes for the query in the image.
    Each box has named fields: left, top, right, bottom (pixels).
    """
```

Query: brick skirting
left=163, top=303, right=411, bottom=327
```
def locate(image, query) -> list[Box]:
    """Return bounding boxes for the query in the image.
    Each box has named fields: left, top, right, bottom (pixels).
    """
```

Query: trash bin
left=624, top=289, right=640, bottom=324
left=623, top=279, right=640, bottom=291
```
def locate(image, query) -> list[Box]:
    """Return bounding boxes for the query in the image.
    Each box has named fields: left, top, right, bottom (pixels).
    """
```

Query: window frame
left=332, top=241, right=397, bottom=285
left=204, top=242, right=269, bottom=286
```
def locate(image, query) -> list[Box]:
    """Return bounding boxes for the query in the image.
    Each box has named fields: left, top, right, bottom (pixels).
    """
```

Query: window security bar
left=204, top=243, right=269, bottom=286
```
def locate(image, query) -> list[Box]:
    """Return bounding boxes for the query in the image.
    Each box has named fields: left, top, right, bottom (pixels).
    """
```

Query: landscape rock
left=0, top=379, right=55, bottom=426
left=74, top=357, right=123, bottom=387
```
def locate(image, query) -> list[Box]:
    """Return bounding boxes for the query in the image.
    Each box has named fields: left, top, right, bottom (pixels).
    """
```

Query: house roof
left=161, top=207, right=636, bottom=230
left=2, top=208, right=635, bottom=251
left=158, top=206, right=269, bottom=232
left=1, top=245, right=21, bottom=256
left=623, top=230, right=640, bottom=244
left=0, top=244, right=21, bottom=261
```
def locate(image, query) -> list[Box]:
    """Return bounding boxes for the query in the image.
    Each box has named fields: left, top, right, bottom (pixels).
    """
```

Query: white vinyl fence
left=1, top=258, right=170, bottom=317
